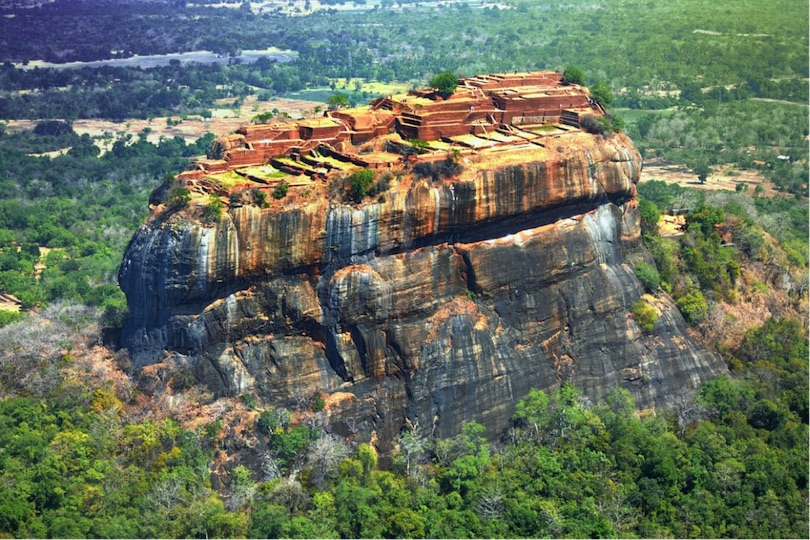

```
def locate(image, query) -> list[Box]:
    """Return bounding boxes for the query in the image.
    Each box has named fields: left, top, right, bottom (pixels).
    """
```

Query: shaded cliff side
left=119, top=131, right=726, bottom=451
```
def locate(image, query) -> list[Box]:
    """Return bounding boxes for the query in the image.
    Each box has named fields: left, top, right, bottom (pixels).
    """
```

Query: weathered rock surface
left=119, top=131, right=725, bottom=452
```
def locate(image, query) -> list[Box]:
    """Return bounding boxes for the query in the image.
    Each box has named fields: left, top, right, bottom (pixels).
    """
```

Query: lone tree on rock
left=348, top=169, right=374, bottom=202
left=327, top=93, right=349, bottom=111
left=590, top=80, right=614, bottom=107
left=430, top=71, right=459, bottom=97
left=562, top=65, right=585, bottom=85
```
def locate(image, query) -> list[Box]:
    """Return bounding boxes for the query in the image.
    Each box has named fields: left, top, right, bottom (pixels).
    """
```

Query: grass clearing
left=209, top=170, right=249, bottom=189
left=614, top=107, right=677, bottom=124
left=286, top=80, right=411, bottom=107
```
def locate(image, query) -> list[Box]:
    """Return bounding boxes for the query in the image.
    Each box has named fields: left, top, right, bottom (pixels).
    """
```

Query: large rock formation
left=119, top=72, right=725, bottom=452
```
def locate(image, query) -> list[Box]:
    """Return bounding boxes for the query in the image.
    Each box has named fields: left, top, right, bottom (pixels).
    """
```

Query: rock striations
left=119, top=72, right=725, bottom=452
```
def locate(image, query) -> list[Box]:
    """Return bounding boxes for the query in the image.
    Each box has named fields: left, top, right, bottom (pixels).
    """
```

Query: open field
left=613, top=107, right=676, bottom=123
left=4, top=95, right=323, bottom=150
left=12, top=48, right=296, bottom=70
left=3, top=80, right=404, bottom=153
left=640, top=159, right=785, bottom=198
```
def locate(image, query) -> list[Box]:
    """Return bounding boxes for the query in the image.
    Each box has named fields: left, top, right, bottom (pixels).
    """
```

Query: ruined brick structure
left=179, top=71, right=605, bottom=180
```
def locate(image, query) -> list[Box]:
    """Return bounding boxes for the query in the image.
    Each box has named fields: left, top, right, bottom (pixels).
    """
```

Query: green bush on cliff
left=348, top=169, right=374, bottom=202
left=202, top=194, right=224, bottom=221
left=273, top=180, right=289, bottom=200
left=166, top=186, right=191, bottom=208
left=562, top=65, right=585, bottom=85
left=590, top=80, right=614, bottom=107
left=638, top=198, right=661, bottom=238
left=675, top=289, right=709, bottom=324
left=634, top=263, right=661, bottom=293
left=630, top=299, right=659, bottom=332
left=580, top=114, right=606, bottom=135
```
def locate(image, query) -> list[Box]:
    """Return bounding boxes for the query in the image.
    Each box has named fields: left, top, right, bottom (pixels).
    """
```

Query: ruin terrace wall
left=183, top=71, right=605, bottom=177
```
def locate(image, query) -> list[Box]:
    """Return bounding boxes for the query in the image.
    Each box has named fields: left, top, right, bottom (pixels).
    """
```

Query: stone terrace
left=178, top=71, right=605, bottom=185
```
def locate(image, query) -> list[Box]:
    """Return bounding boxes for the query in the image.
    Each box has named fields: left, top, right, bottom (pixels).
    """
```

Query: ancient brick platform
left=178, top=71, right=605, bottom=182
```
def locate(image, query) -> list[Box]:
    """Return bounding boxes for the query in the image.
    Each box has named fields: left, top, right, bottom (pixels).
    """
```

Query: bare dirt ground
left=659, top=214, right=686, bottom=236
left=0, top=293, right=21, bottom=312
left=640, top=158, right=783, bottom=198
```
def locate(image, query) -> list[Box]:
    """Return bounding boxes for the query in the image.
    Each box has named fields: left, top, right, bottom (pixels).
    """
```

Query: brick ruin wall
left=186, top=71, right=603, bottom=176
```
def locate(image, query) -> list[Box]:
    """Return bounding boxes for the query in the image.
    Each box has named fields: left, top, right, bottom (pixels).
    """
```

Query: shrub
left=692, top=161, right=711, bottom=184
left=562, top=65, right=585, bottom=85
left=327, top=93, right=349, bottom=110
left=732, top=224, right=764, bottom=260
left=0, top=310, right=25, bottom=328
left=412, top=158, right=462, bottom=182
left=609, top=113, right=626, bottom=132
left=630, top=300, right=659, bottom=332
left=273, top=180, right=289, bottom=200
left=202, top=194, right=224, bottom=221
left=409, top=138, right=430, bottom=151
left=590, top=80, right=614, bottom=107
left=257, top=408, right=292, bottom=434
left=101, top=298, right=128, bottom=329
left=430, top=71, right=459, bottom=96
left=634, top=263, right=661, bottom=292
left=348, top=169, right=374, bottom=202
left=252, top=188, right=268, bottom=207
left=639, top=198, right=661, bottom=238
left=33, top=119, right=74, bottom=137
left=676, top=289, right=709, bottom=324
left=252, top=111, right=275, bottom=124
left=367, top=171, right=392, bottom=198
left=166, top=186, right=191, bottom=208
left=311, top=392, right=325, bottom=412
left=242, top=393, right=257, bottom=409
left=686, top=205, right=724, bottom=237
left=579, top=114, right=606, bottom=135
left=207, top=139, right=226, bottom=159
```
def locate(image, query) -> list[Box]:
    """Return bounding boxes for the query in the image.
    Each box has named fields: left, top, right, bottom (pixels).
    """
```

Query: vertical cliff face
left=119, top=132, right=725, bottom=451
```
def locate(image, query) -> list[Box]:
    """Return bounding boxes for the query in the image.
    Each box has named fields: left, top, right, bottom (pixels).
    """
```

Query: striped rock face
left=119, top=130, right=724, bottom=455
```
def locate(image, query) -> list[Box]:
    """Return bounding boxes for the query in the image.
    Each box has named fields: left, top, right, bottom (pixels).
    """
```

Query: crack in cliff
left=382, top=191, right=630, bottom=259
left=458, top=247, right=478, bottom=295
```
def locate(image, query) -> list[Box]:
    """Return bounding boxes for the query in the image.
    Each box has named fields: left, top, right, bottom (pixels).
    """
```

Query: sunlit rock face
left=119, top=131, right=725, bottom=453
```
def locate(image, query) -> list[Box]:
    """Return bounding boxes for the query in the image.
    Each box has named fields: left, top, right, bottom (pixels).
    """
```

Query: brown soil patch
left=0, top=293, right=22, bottom=312
left=33, top=246, right=51, bottom=277
left=659, top=214, right=686, bottom=236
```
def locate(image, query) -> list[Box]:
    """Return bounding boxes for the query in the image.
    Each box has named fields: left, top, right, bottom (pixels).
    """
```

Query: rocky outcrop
left=120, top=128, right=725, bottom=453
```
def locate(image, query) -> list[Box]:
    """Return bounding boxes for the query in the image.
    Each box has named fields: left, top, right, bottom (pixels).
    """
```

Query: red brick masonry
left=179, top=71, right=605, bottom=180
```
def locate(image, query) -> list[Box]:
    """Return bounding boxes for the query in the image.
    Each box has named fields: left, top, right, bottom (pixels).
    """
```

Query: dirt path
left=750, top=97, right=809, bottom=107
